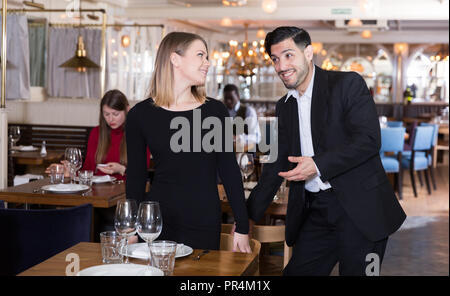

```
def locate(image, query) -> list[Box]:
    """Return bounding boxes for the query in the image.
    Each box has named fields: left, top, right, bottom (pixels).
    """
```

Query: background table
left=0, top=178, right=125, bottom=208
left=19, top=242, right=259, bottom=276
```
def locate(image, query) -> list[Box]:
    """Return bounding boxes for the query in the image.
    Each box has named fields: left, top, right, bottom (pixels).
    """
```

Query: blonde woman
left=126, top=32, right=251, bottom=252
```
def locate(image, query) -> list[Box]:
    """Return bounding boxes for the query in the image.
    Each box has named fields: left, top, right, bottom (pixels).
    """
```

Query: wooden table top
left=0, top=178, right=125, bottom=208
left=218, top=184, right=288, bottom=216
left=10, top=150, right=64, bottom=165
left=18, top=242, right=259, bottom=276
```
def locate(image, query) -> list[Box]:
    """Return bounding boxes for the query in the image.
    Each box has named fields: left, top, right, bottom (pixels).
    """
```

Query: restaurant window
left=406, top=44, right=449, bottom=103
left=320, top=44, right=394, bottom=103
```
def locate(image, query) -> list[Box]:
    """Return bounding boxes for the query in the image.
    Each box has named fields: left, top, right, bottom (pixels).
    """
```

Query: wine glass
left=8, top=126, right=21, bottom=152
left=239, top=153, right=254, bottom=184
left=114, top=199, right=137, bottom=264
left=65, top=148, right=83, bottom=183
left=136, top=201, right=163, bottom=268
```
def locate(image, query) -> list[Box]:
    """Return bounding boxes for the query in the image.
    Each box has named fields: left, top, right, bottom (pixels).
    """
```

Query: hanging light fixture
left=262, top=0, right=278, bottom=13
left=256, top=27, right=266, bottom=39
left=222, top=0, right=247, bottom=6
left=59, top=1, right=100, bottom=73
left=361, top=30, right=372, bottom=39
left=214, top=23, right=271, bottom=78
left=22, top=0, right=44, bottom=9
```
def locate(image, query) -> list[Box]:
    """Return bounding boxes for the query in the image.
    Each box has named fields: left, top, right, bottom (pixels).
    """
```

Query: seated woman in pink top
left=47, top=89, right=150, bottom=180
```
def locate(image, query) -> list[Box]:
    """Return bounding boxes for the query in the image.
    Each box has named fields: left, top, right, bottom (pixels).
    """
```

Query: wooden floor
left=259, top=156, right=449, bottom=276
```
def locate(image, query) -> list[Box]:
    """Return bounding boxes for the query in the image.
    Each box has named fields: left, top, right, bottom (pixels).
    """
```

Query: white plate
left=92, top=176, right=117, bottom=183
left=41, top=183, right=90, bottom=194
left=122, top=243, right=193, bottom=260
left=77, top=263, right=163, bottom=276
left=11, top=145, right=38, bottom=152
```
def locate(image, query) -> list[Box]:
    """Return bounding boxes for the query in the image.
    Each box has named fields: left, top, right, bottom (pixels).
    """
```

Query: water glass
left=100, top=231, right=124, bottom=264
left=79, top=170, right=94, bottom=186
left=50, top=164, right=65, bottom=184
left=149, top=240, right=177, bottom=276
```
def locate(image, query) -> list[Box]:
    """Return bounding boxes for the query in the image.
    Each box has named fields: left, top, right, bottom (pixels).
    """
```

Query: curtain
left=0, top=13, right=30, bottom=100
left=28, top=19, right=47, bottom=87
left=105, top=26, right=162, bottom=100
left=47, top=27, right=102, bottom=98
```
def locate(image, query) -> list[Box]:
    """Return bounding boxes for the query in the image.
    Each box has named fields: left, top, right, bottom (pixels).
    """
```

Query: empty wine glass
left=114, top=199, right=137, bottom=264
left=65, top=148, right=82, bottom=183
left=8, top=126, right=21, bottom=152
left=137, top=201, right=163, bottom=268
left=239, top=153, right=254, bottom=184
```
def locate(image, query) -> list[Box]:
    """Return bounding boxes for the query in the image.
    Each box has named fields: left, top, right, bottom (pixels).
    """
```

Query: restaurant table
left=219, top=185, right=288, bottom=217
left=10, top=150, right=65, bottom=165
left=0, top=178, right=125, bottom=208
left=18, top=242, right=259, bottom=276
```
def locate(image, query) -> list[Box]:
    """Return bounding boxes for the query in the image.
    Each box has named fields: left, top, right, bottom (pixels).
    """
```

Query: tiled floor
left=260, top=159, right=449, bottom=276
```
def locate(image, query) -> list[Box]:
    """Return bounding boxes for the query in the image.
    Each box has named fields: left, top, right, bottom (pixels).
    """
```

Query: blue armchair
left=401, top=126, right=434, bottom=197
left=0, top=203, right=92, bottom=275
left=387, top=121, right=403, bottom=128
left=380, top=127, right=406, bottom=199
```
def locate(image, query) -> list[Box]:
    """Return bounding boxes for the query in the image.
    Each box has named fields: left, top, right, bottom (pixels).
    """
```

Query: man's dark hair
left=223, top=84, right=239, bottom=95
left=264, top=27, right=311, bottom=57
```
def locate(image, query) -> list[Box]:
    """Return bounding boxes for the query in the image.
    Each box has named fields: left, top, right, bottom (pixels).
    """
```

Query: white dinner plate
left=92, top=176, right=117, bottom=183
left=41, top=183, right=90, bottom=194
left=77, top=263, right=163, bottom=276
left=122, top=243, right=193, bottom=260
left=11, top=145, right=38, bottom=152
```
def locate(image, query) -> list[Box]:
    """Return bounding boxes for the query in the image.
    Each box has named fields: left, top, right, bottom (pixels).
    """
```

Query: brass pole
left=1, top=0, right=6, bottom=108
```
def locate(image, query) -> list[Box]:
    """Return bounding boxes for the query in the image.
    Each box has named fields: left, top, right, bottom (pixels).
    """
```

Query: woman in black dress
left=126, top=32, right=251, bottom=252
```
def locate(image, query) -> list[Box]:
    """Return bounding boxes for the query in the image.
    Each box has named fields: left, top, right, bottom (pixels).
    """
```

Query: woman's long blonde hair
left=97, top=89, right=129, bottom=166
left=149, top=32, right=208, bottom=107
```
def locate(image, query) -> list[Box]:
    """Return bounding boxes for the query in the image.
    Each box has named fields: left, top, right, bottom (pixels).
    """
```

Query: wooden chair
left=221, top=223, right=292, bottom=269
left=220, top=233, right=261, bottom=276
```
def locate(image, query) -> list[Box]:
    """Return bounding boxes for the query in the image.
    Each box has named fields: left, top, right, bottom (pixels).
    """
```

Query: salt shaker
left=40, top=141, right=47, bottom=156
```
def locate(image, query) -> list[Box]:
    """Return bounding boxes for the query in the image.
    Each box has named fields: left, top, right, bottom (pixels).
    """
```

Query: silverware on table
left=193, top=249, right=210, bottom=261
left=81, top=189, right=92, bottom=196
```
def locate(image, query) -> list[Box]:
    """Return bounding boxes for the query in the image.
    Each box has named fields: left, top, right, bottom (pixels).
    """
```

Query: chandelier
left=212, top=24, right=271, bottom=78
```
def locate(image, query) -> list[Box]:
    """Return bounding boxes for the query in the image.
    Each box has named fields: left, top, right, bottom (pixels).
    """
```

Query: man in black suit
left=246, top=27, right=406, bottom=276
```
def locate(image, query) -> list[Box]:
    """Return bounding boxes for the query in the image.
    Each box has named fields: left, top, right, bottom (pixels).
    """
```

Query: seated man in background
left=223, top=84, right=261, bottom=151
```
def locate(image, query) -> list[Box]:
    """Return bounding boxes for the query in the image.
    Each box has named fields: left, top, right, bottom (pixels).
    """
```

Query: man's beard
left=280, top=67, right=309, bottom=90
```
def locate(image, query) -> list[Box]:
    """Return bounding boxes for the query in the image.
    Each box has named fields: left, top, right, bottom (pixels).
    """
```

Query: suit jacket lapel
left=310, top=65, right=329, bottom=153
left=287, top=95, right=301, bottom=162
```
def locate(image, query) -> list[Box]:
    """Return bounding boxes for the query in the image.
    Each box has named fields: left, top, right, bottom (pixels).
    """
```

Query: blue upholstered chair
left=380, top=127, right=406, bottom=199
left=420, top=122, right=439, bottom=190
left=387, top=121, right=403, bottom=128
left=0, top=203, right=92, bottom=275
left=401, top=126, right=434, bottom=197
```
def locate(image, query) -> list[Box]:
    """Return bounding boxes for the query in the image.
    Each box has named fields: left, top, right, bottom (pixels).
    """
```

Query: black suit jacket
left=247, top=66, right=406, bottom=246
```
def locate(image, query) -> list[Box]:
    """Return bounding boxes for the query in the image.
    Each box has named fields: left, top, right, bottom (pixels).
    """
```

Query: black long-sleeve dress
left=126, top=97, right=249, bottom=250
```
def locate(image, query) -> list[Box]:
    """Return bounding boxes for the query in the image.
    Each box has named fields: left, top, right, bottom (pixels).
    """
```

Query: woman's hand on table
left=97, top=162, right=126, bottom=176
left=45, top=160, right=70, bottom=177
left=233, top=232, right=252, bottom=253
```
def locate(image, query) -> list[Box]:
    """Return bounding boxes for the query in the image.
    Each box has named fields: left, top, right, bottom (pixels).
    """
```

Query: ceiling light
left=348, top=18, right=363, bottom=27
left=262, top=0, right=277, bottom=13
left=220, top=17, right=233, bottom=27
left=222, top=0, right=247, bottom=6
left=361, top=30, right=372, bottom=39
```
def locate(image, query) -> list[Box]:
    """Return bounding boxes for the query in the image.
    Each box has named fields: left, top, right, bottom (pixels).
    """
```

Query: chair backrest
left=221, top=223, right=291, bottom=268
left=0, top=203, right=92, bottom=275
left=420, top=122, right=439, bottom=147
left=412, top=126, right=434, bottom=151
left=387, top=121, right=403, bottom=128
left=220, top=233, right=261, bottom=275
left=380, top=127, right=406, bottom=153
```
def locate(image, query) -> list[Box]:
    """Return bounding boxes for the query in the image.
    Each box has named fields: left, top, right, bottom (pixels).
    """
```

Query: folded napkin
left=45, top=183, right=87, bottom=191
left=92, top=175, right=112, bottom=183
left=14, top=174, right=44, bottom=186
